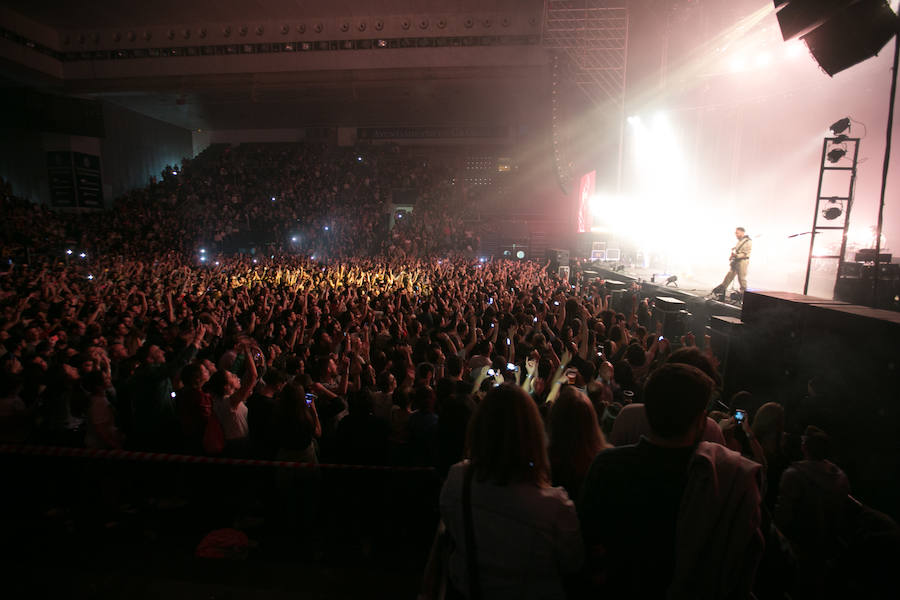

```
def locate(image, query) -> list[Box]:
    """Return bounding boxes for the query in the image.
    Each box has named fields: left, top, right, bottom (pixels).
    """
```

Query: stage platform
left=582, top=266, right=743, bottom=335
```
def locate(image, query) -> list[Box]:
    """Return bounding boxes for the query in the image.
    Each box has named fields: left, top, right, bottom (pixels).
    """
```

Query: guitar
left=729, top=237, right=750, bottom=269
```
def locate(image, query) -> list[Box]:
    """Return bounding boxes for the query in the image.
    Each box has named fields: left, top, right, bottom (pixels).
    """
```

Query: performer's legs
left=736, top=261, right=749, bottom=292
left=714, top=269, right=736, bottom=295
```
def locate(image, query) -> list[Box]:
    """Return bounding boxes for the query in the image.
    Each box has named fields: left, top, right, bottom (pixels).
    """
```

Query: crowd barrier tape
left=0, top=444, right=436, bottom=473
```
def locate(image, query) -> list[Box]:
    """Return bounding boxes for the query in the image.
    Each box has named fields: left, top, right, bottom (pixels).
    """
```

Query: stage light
left=833, top=134, right=850, bottom=143
left=785, top=40, right=805, bottom=59
left=79, top=252, right=86, bottom=259
left=214, top=261, right=220, bottom=266
left=87, top=274, right=94, bottom=280
left=200, top=256, right=207, bottom=262
left=822, top=198, right=843, bottom=220
left=252, top=258, right=258, bottom=264
left=200, top=248, right=206, bottom=254
left=827, top=148, right=846, bottom=163
left=271, top=196, right=276, bottom=201
left=516, top=250, right=525, bottom=259
left=66, top=249, right=73, bottom=255
left=830, top=117, right=851, bottom=135
left=729, top=56, right=746, bottom=72
left=291, top=236, right=298, bottom=242
left=323, top=225, right=330, bottom=231
left=754, top=53, right=771, bottom=68
left=627, top=115, right=641, bottom=125
left=376, top=39, right=387, bottom=48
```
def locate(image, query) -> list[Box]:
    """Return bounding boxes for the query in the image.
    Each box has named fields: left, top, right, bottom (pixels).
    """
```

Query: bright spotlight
left=627, top=115, right=641, bottom=125
left=516, top=250, right=526, bottom=259
left=323, top=225, right=330, bottom=231
left=785, top=40, right=806, bottom=59
left=652, top=112, right=668, bottom=126
left=66, top=249, right=73, bottom=255
left=271, top=196, right=276, bottom=202
left=200, top=248, right=206, bottom=254
left=754, top=53, right=771, bottom=68
left=87, top=274, right=94, bottom=280
left=729, top=56, right=746, bottom=72
left=200, top=256, right=207, bottom=262
left=291, top=236, right=298, bottom=243
left=79, top=252, right=87, bottom=259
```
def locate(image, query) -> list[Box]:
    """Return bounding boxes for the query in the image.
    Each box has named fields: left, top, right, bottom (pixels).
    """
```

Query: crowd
left=0, top=142, right=895, bottom=599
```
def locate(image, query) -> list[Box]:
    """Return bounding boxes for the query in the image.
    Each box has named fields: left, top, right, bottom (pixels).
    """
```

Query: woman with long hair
left=548, top=386, right=609, bottom=500
left=439, top=384, right=582, bottom=599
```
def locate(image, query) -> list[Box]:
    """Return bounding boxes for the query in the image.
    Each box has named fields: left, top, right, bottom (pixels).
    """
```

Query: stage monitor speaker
left=655, top=296, right=687, bottom=313
left=775, top=0, right=899, bottom=77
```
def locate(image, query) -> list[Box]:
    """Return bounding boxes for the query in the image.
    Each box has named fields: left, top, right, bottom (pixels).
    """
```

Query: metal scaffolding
left=542, top=0, right=629, bottom=108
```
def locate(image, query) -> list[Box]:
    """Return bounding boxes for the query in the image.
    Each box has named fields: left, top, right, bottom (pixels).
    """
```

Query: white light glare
left=79, top=252, right=87, bottom=258
left=66, top=249, right=73, bottom=255
left=754, top=53, right=771, bottom=68
left=785, top=40, right=806, bottom=59
left=729, top=56, right=746, bottom=72
left=291, top=236, right=298, bottom=242
left=626, top=115, right=641, bottom=126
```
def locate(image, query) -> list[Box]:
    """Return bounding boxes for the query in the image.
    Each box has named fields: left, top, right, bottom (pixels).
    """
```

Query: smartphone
left=658, top=335, right=664, bottom=342
left=734, top=408, right=746, bottom=424
left=553, top=301, right=560, bottom=306
left=488, top=297, right=493, bottom=304
left=506, top=362, right=518, bottom=371
left=533, top=317, right=538, bottom=323
left=487, top=368, right=495, bottom=377
left=305, top=392, right=317, bottom=406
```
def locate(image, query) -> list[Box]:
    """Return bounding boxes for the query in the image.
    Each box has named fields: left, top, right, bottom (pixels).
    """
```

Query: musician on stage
left=712, top=227, right=752, bottom=300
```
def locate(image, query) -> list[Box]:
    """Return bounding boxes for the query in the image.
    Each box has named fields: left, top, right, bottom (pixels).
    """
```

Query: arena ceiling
left=0, top=0, right=552, bottom=130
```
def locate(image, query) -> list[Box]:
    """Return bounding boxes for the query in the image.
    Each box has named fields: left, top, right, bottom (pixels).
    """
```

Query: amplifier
left=854, top=249, right=892, bottom=263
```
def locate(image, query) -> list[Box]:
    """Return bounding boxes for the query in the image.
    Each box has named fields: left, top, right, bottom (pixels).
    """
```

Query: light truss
left=542, top=0, right=628, bottom=108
